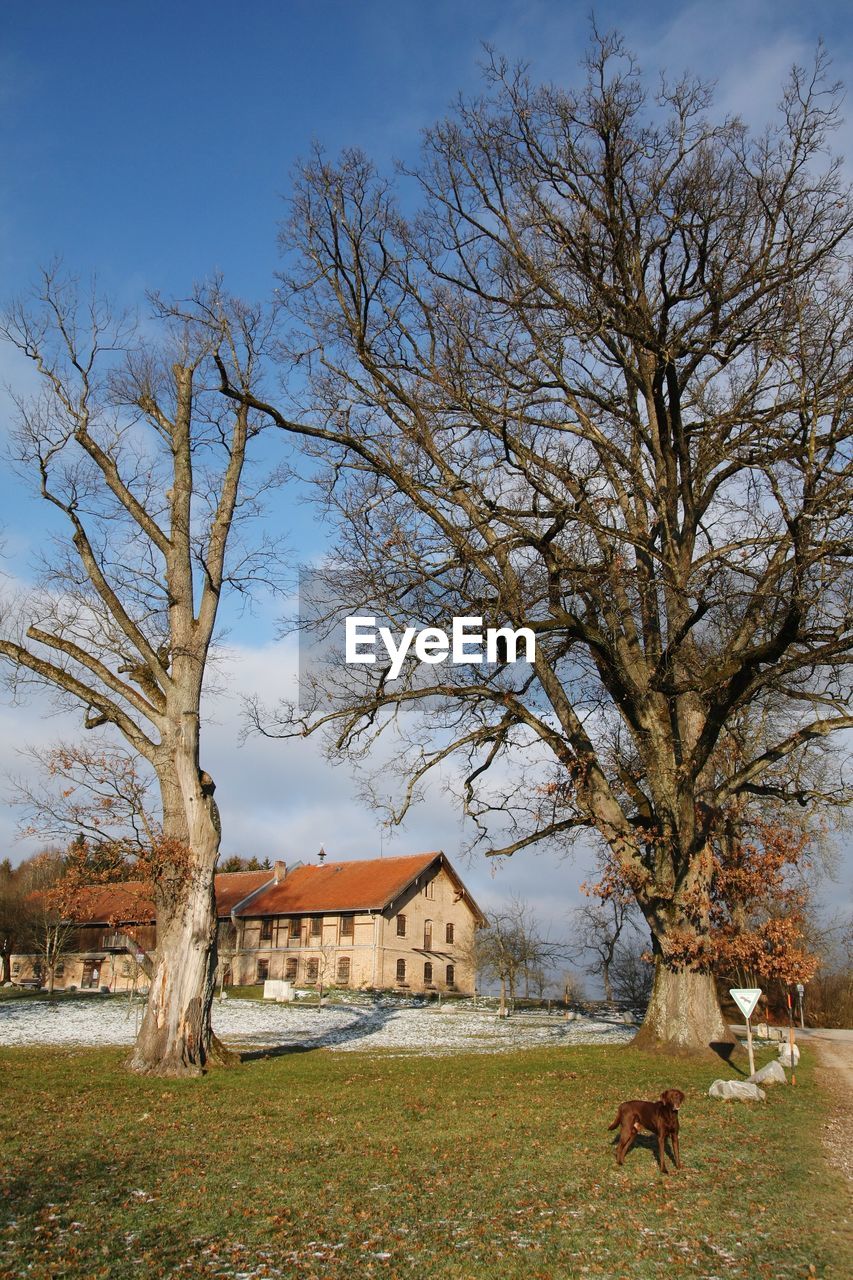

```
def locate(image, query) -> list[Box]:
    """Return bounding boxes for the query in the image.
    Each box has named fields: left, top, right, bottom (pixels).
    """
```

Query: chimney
left=318, top=846, right=327, bottom=865
left=273, top=860, right=287, bottom=884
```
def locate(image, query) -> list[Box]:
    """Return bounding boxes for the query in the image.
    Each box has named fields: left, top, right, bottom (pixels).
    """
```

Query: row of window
left=257, top=913, right=457, bottom=948
left=396, top=960, right=455, bottom=987
left=259, top=915, right=355, bottom=943
left=396, top=915, right=454, bottom=946
left=254, top=956, right=456, bottom=987
left=256, top=956, right=352, bottom=984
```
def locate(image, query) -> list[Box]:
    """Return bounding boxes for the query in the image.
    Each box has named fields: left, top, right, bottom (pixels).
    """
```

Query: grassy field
left=0, top=1040, right=848, bottom=1280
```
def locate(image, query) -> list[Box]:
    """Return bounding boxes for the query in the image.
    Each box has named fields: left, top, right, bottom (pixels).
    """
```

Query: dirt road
left=808, top=1033, right=853, bottom=1187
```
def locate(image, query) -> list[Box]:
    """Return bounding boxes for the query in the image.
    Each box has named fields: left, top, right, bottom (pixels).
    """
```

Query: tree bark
left=632, top=961, right=734, bottom=1056
left=128, top=738, right=232, bottom=1075
left=602, top=964, right=613, bottom=1004
left=129, top=869, right=218, bottom=1075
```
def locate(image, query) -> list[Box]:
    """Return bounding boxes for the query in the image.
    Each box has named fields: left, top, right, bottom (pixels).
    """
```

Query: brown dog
left=608, top=1088, right=685, bottom=1173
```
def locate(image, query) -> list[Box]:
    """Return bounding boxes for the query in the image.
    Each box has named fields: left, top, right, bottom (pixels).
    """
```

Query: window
left=306, top=957, right=319, bottom=982
left=260, top=918, right=273, bottom=942
left=396, top=958, right=406, bottom=984
left=337, top=956, right=351, bottom=983
left=423, top=919, right=432, bottom=950
left=424, top=961, right=433, bottom=985
left=396, top=913, right=407, bottom=937
left=55, top=964, right=65, bottom=977
left=310, top=916, right=322, bottom=938
left=446, top=964, right=455, bottom=987
left=285, top=957, right=298, bottom=981
left=289, top=919, right=301, bottom=946
left=445, top=922, right=454, bottom=944
left=256, top=959, right=269, bottom=983
left=340, top=915, right=354, bottom=938
left=424, top=878, right=434, bottom=899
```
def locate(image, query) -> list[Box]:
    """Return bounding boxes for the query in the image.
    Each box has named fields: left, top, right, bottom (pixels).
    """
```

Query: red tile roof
left=66, top=858, right=486, bottom=926
left=70, top=871, right=273, bottom=924
left=213, top=870, right=272, bottom=914
left=72, top=881, right=154, bottom=924
left=238, top=853, right=441, bottom=917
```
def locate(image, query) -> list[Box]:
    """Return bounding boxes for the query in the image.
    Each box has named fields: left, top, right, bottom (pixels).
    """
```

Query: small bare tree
left=474, top=898, right=565, bottom=1014
left=570, top=889, right=640, bottom=1003
left=0, top=271, right=282, bottom=1074
left=19, top=850, right=81, bottom=994
left=609, top=940, right=655, bottom=1007
left=0, top=857, right=27, bottom=984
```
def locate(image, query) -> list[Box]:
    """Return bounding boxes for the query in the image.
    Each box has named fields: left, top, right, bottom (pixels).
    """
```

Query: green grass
left=0, top=985, right=50, bottom=1001
left=0, top=1041, right=848, bottom=1280
left=0, top=987, right=118, bottom=1003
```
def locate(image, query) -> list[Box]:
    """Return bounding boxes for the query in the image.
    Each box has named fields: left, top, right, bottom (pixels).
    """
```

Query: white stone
left=708, top=1079, right=766, bottom=1102
left=749, top=1059, right=787, bottom=1085
left=777, top=1043, right=800, bottom=1067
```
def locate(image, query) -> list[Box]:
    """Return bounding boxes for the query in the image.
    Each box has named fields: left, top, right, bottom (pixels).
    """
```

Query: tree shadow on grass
left=231, top=1001, right=400, bottom=1064
left=710, top=1040, right=747, bottom=1076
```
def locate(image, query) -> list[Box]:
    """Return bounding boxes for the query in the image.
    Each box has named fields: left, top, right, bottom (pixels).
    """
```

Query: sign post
left=730, top=987, right=762, bottom=1077
left=796, top=982, right=805, bottom=1030
left=787, top=989, right=797, bottom=1086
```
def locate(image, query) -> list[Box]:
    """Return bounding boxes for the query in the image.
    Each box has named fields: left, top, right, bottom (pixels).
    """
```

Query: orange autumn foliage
left=584, top=815, right=820, bottom=986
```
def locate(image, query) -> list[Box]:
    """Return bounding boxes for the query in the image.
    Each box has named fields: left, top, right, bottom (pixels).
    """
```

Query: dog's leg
left=672, top=1131, right=681, bottom=1170
left=616, top=1124, right=635, bottom=1166
left=657, top=1131, right=669, bottom=1174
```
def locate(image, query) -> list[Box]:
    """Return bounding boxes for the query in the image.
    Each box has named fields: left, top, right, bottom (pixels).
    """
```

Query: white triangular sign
left=730, top=987, right=762, bottom=1020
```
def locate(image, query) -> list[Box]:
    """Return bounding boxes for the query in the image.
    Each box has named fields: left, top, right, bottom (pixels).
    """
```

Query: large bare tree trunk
left=130, top=868, right=219, bottom=1075
left=633, top=962, right=733, bottom=1056
left=634, top=875, right=736, bottom=1055
left=129, top=735, right=230, bottom=1075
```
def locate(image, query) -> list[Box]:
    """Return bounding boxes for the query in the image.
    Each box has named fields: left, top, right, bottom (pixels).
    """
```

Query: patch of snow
left=0, top=996, right=634, bottom=1055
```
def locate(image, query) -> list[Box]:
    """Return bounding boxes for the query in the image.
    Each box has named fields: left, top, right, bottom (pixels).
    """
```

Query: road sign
left=730, top=987, right=762, bottom=1077
left=730, top=988, right=762, bottom=1021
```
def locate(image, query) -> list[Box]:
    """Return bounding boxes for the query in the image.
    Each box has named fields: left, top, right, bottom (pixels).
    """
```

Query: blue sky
left=2, top=1, right=852, bottom=956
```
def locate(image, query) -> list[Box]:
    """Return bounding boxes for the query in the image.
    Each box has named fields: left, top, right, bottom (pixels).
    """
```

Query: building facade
left=11, top=853, right=485, bottom=996
left=227, top=852, right=485, bottom=994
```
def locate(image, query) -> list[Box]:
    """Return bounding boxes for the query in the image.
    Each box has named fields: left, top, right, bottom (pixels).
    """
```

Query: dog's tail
left=607, top=1113, right=620, bottom=1131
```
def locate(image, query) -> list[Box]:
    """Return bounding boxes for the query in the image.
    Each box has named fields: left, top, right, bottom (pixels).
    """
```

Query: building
left=10, top=852, right=485, bottom=996
left=9, top=871, right=267, bottom=993
left=227, top=852, right=485, bottom=993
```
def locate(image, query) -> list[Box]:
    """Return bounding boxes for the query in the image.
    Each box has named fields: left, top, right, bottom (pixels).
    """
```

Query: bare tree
left=226, top=35, right=853, bottom=1051
left=609, top=939, right=655, bottom=1007
left=0, top=270, right=281, bottom=1074
left=570, top=891, right=640, bottom=1003
left=18, top=850, right=80, bottom=995
left=0, top=857, right=27, bottom=984
left=474, top=898, right=565, bottom=1014
left=310, top=940, right=338, bottom=1002
left=12, top=740, right=160, bottom=855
